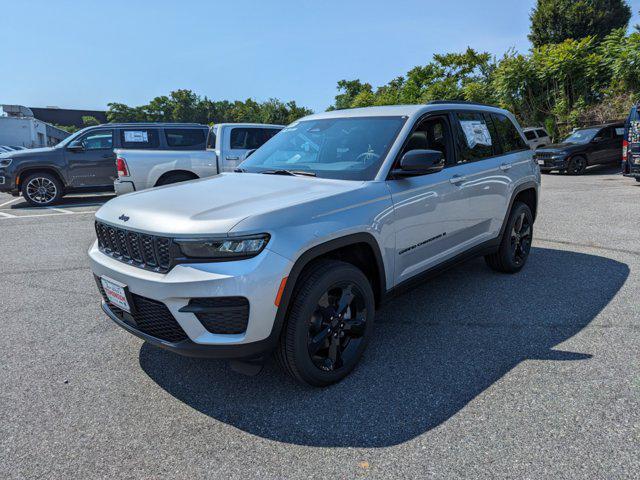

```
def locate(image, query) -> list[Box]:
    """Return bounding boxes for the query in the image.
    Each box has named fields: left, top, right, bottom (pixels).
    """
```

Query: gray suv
left=89, top=102, right=540, bottom=386
left=0, top=123, right=208, bottom=206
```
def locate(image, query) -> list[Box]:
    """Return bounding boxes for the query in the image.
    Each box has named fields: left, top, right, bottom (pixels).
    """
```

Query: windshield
left=563, top=128, right=600, bottom=144
left=54, top=126, right=93, bottom=148
left=238, top=116, right=406, bottom=180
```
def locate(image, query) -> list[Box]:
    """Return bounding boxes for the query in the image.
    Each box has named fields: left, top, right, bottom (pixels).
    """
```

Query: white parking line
left=0, top=197, right=21, bottom=208
left=46, top=206, right=74, bottom=214
left=0, top=211, right=95, bottom=220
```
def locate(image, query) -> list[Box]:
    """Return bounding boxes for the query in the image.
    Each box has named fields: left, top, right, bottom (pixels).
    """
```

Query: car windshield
left=563, top=128, right=600, bottom=144
left=238, top=116, right=406, bottom=180
left=54, top=126, right=93, bottom=148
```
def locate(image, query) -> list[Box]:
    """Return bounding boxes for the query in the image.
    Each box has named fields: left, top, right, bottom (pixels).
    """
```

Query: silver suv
left=89, top=102, right=540, bottom=386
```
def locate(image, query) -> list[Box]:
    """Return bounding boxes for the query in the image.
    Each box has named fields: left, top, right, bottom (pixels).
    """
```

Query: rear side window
left=230, top=128, right=280, bottom=149
left=490, top=114, right=529, bottom=153
left=164, top=129, right=206, bottom=148
left=454, top=112, right=495, bottom=162
left=535, top=129, right=548, bottom=138
left=120, top=129, right=159, bottom=149
left=524, top=131, right=536, bottom=140
left=206, top=128, right=216, bottom=149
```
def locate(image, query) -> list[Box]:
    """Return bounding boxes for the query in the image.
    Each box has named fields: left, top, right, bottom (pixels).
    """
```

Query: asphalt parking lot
left=1, top=167, right=639, bottom=479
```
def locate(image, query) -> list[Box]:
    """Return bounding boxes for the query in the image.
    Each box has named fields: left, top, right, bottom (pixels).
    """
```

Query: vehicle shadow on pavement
left=139, top=247, right=629, bottom=448
left=6, top=194, right=114, bottom=210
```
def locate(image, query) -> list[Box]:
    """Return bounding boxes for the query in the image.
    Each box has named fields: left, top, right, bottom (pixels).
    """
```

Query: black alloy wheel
left=510, top=210, right=532, bottom=267
left=567, top=156, right=587, bottom=175
left=277, top=259, right=375, bottom=387
left=485, top=202, right=534, bottom=274
left=307, top=283, right=367, bottom=372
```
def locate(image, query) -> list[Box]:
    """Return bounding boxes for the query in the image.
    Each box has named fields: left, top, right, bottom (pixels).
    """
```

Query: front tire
left=276, top=260, right=375, bottom=387
left=21, top=172, right=63, bottom=207
left=485, top=202, right=533, bottom=274
left=566, top=156, right=587, bottom=175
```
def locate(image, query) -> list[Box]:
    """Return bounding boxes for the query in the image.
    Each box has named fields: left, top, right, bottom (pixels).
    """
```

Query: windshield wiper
left=260, top=169, right=316, bottom=177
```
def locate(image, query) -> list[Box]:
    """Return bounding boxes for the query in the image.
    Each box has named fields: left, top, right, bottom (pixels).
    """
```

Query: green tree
left=81, top=115, right=100, bottom=126
left=529, top=0, right=632, bottom=47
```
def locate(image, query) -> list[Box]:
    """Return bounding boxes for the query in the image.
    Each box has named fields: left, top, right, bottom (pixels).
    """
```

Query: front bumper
left=536, top=156, right=568, bottom=171
left=623, top=156, right=640, bottom=177
left=89, top=241, right=293, bottom=359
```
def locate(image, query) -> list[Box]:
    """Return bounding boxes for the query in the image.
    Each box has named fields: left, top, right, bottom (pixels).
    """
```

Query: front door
left=65, top=128, right=116, bottom=187
left=387, top=114, right=470, bottom=285
left=591, top=127, right=620, bottom=164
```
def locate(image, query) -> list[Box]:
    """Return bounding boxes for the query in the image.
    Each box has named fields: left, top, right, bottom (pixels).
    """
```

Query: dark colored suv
left=534, top=123, right=625, bottom=175
left=0, top=123, right=208, bottom=206
left=622, top=104, right=639, bottom=182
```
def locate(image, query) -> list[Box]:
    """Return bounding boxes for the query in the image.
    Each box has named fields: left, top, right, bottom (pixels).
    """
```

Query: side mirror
left=67, top=143, right=84, bottom=152
left=592, top=136, right=604, bottom=143
left=393, top=149, right=445, bottom=177
left=243, top=149, right=257, bottom=160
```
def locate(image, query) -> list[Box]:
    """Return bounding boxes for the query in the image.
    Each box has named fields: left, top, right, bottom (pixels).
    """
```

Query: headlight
left=0, top=158, right=12, bottom=168
left=175, top=234, right=270, bottom=259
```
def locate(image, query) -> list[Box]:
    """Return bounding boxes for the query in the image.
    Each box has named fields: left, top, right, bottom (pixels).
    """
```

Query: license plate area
left=100, top=276, right=131, bottom=313
left=537, top=159, right=545, bottom=166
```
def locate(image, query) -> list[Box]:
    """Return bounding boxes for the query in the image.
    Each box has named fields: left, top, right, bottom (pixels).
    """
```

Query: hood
left=536, top=142, right=583, bottom=153
left=0, top=146, right=56, bottom=159
left=96, top=172, right=363, bottom=236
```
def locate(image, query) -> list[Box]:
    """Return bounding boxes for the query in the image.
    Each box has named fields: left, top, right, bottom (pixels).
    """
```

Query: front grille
left=180, top=297, right=250, bottom=335
left=534, top=152, right=554, bottom=160
left=95, top=221, right=173, bottom=272
left=96, top=279, right=188, bottom=343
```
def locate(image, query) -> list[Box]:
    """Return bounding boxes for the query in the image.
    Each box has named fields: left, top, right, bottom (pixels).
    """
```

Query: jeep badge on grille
left=118, top=214, right=130, bottom=222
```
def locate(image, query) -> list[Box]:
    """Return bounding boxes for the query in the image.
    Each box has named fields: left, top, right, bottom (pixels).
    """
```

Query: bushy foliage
left=528, top=0, right=632, bottom=47
left=329, top=28, right=639, bottom=138
left=107, top=89, right=313, bottom=126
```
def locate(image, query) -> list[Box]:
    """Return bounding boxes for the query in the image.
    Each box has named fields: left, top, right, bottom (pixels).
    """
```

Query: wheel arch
left=17, top=167, right=66, bottom=190
left=154, top=169, right=199, bottom=187
left=499, top=181, right=538, bottom=238
left=268, top=233, right=387, bottom=347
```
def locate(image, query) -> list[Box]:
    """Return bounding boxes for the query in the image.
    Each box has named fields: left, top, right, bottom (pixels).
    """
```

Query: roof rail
left=95, top=122, right=207, bottom=127
left=427, top=100, right=499, bottom=108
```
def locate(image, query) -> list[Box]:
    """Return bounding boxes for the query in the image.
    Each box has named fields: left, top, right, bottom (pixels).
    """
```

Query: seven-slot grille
left=95, top=221, right=173, bottom=272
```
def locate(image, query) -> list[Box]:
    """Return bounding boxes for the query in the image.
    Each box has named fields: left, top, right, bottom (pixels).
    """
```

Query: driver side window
left=398, top=116, right=451, bottom=166
left=73, top=129, right=114, bottom=151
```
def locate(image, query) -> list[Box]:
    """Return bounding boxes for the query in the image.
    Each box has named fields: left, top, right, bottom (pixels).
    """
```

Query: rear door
left=64, top=128, right=116, bottom=187
left=449, top=111, right=513, bottom=243
left=592, top=127, right=618, bottom=164
left=222, top=126, right=281, bottom=170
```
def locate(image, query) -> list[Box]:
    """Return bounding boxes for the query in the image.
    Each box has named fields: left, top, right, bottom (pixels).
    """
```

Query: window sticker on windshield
left=124, top=131, right=149, bottom=142
left=460, top=120, right=492, bottom=148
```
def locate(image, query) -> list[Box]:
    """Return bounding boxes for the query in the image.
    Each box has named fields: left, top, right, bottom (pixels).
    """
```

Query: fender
left=16, top=164, right=68, bottom=188
left=266, top=232, right=386, bottom=347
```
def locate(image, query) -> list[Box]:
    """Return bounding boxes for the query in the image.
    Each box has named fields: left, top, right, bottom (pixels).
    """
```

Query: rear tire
left=21, top=172, right=63, bottom=207
left=276, top=260, right=375, bottom=387
left=566, top=156, right=587, bottom=175
left=155, top=171, right=198, bottom=186
left=485, top=202, right=533, bottom=274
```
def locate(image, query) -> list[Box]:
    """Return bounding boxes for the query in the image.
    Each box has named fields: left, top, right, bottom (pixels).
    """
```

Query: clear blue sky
left=2, top=0, right=639, bottom=113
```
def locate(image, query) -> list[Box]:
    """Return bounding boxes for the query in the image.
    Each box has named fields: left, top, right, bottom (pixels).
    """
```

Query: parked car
left=89, top=102, right=540, bottom=387
left=522, top=127, right=551, bottom=149
left=622, top=104, right=639, bottom=182
left=0, top=145, right=17, bottom=152
left=114, top=123, right=283, bottom=194
left=0, top=123, right=208, bottom=206
left=534, top=123, right=625, bottom=175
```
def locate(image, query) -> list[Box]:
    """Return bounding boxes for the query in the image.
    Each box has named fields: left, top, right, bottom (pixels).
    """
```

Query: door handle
left=449, top=175, right=467, bottom=185
left=226, top=156, right=240, bottom=161
left=499, top=162, right=513, bottom=171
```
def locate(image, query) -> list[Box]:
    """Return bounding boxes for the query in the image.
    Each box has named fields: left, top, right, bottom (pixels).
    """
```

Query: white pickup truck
left=114, top=123, right=283, bottom=195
